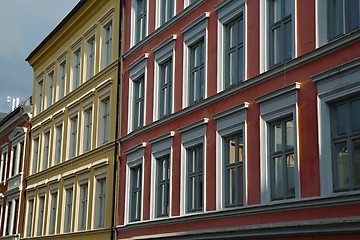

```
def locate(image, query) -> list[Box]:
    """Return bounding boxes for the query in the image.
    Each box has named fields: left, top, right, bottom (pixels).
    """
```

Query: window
left=72, top=49, right=81, bottom=91
left=134, top=0, right=147, bottom=44
left=49, top=192, right=58, bottom=234
left=97, top=179, right=106, bottom=227
left=159, top=60, right=173, bottom=118
left=5, top=201, right=12, bottom=235
left=159, top=0, right=174, bottom=25
left=268, top=0, right=294, bottom=67
left=185, top=0, right=197, bottom=7
left=37, top=196, right=45, bottom=236
left=64, top=188, right=73, bottom=233
left=189, top=40, right=205, bottom=105
left=43, top=131, right=50, bottom=170
left=12, top=199, right=19, bottom=235
left=130, top=166, right=142, bottom=222
left=87, top=37, right=95, bottom=80
left=182, top=13, right=208, bottom=107
left=27, top=199, right=34, bottom=237
left=59, top=61, right=66, bottom=99
left=331, top=97, right=360, bottom=192
left=37, top=80, right=43, bottom=114
left=83, top=108, right=92, bottom=152
left=18, top=141, right=24, bottom=173
left=0, top=147, right=7, bottom=182
left=69, top=116, right=78, bottom=158
left=270, top=118, right=295, bottom=200
left=103, top=23, right=112, bottom=67
left=133, top=76, right=145, bottom=130
left=79, top=184, right=88, bottom=230
left=101, top=98, right=110, bottom=144
left=32, top=138, right=39, bottom=174
left=11, top=145, right=17, bottom=177
left=55, top=124, right=63, bottom=165
left=47, top=71, right=54, bottom=108
left=257, top=83, right=300, bottom=203
left=187, top=145, right=203, bottom=212
left=156, top=156, right=170, bottom=217
left=328, top=0, right=360, bottom=41
left=224, top=133, right=244, bottom=207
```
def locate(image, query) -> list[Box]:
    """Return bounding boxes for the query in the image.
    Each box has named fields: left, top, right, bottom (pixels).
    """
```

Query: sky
left=0, top=0, right=80, bottom=114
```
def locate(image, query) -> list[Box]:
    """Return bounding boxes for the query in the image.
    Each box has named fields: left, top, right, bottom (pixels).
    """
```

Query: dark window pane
left=284, top=21, right=292, bottom=60
left=351, top=99, right=360, bottom=131
left=335, top=104, right=347, bottom=135
left=353, top=139, right=360, bottom=187
left=272, top=156, right=285, bottom=199
left=348, top=0, right=360, bottom=31
left=287, top=154, right=295, bottom=195
left=272, top=27, right=281, bottom=65
left=334, top=142, right=349, bottom=189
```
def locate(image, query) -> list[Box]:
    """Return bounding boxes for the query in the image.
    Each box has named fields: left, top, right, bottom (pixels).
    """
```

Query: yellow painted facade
left=25, top=0, right=120, bottom=239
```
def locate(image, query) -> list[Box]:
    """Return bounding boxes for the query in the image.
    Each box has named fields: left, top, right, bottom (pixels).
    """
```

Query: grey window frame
left=186, top=144, right=203, bottom=213
left=64, top=188, right=73, bottom=233
left=155, top=155, right=170, bottom=217
left=97, top=178, right=106, bottom=228
left=87, top=37, right=95, bottom=80
left=188, top=39, right=205, bottom=105
left=225, top=15, right=245, bottom=88
left=269, top=0, right=294, bottom=67
left=159, top=59, right=173, bottom=118
left=269, top=116, right=296, bottom=201
left=79, top=183, right=88, bottom=230
left=27, top=199, right=34, bottom=237
left=135, top=0, right=147, bottom=44
left=330, top=96, right=360, bottom=192
left=49, top=192, right=58, bottom=234
left=160, top=0, right=174, bottom=25
left=133, top=76, right=145, bottom=130
left=328, top=0, right=360, bottom=41
left=130, top=165, right=142, bottom=222
left=37, top=196, right=45, bottom=236
left=84, top=108, right=92, bottom=151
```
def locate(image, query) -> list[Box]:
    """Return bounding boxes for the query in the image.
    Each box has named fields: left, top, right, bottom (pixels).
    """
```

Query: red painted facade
left=117, top=0, right=360, bottom=239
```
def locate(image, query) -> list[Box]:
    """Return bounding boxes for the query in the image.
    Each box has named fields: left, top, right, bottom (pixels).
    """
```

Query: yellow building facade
left=24, top=0, right=120, bottom=239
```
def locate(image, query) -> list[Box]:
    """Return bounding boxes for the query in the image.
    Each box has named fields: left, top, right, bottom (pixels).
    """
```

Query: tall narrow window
left=59, top=61, right=66, bottom=99
left=159, top=60, right=173, bottom=118
left=160, top=0, right=174, bottom=25
left=84, top=108, right=92, bottom=152
left=43, top=131, right=50, bottom=170
left=33, top=138, right=39, bottom=174
left=49, top=192, right=58, bottom=234
left=225, top=16, right=244, bottom=88
left=11, top=145, right=17, bottom=176
left=27, top=199, right=34, bottom=237
left=133, top=77, right=145, bottom=130
left=156, top=156, right=170, bottom=217
left=270, top=117, right=295, bottom=200
left=0, top=150, right=6, bottom=182
left=187, top=145, right=203, bottom=212
left=135, top=0, right=147, bottom=43
left=328, top=0, right=360, bottom=40
left=87, top=38, right=95, bottom=80
left=269, top=0, right=294, bottom=67
left=189, top=40, right=205, bottom=105
left=224, top=133, right=244, bottom=207
left=70, top=116, right=78, bottom=158
left=79, top=184, right=88, bottom=230
left=5, top=201, right=12, bottom=235
left=37, top=196, right=45, bottom=236
left=97, top=179, right=106, bottom=227
left=55, top=125, right=63, bottom=165
left=64, top=188, right=73, bottom=233
left=37, top=80, right=43, bottom=114
left=48, top=71, right=54, bottom=107
left=101, top=98, right=110, bottom=144
left=104, top=24, right=113, bottom=67
left=130, top=166, right=142, bottom=222
left=12, top=199, right=19, bottom=235
left=18, top=141, right=24, bottom=173
left=331, top=97, right=360, bottom=191
left=73, top=49, right=81, bottom=90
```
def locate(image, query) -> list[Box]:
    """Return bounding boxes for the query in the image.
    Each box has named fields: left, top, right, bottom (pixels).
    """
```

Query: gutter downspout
left=111, top=0, right=124, bottom=239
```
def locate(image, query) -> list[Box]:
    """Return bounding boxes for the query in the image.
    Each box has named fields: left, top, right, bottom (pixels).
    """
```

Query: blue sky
left=0, top=0, right=79, bottom=114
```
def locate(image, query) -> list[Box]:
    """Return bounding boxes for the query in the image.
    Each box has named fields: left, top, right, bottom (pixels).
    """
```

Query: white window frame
left=80, top=92, right=94, bottom=154
left=62, top=178, right=74, bottom=233
left=84, top=26, right=96, bottom=81
left=36, top=74, right=44, bottom=115
left=8, top=128, right=26, bottom=177
left=156, top=0, right=176, bottom=28
left=96, top=80, right=112, bottom=147
left=53, top=110, right=64, bottom=166
left=100, top=9, right=114, bottom=69
left=36, top=192, right=46, bottom=236
left=181, top=13, right=209, bottom=108
left=76, top=173, right=89, bottom=231
left=57, top=52, right=67, bottom=100
left=47, top=183, right=59, bottom=235
left=25, top=193, right=35, bottom=237
left=216, top=0, right=246, bottom=92
left=152, top=35, right=176, bottom=121
left=312, top=59, right=360, bottom=196
left=131, top=0, right=148, bottom=47
left=259, top=0, right=297, bottom=73
left=67, top=103, right=80, bottom=160
left=179, top=119, right=208, bottom=215
left=0, top=144, right=8, bottom=183
left=46, top=68, right=55, bottom=109
left=149, top=131, right=174, bottom=219
left=257, top=82, right=301, bottom=204
left=31, top=126, right=41, bottom=175
left=94, top=171, right=107, bottom=228
left=70, top=39, right=82, bottom=92
left=127, top=54, right=148, bottom=132
left=124, top=143, right=146, bottom=224
left=214, top=103, right=248, bottom=210
left=41, top=129, right=51, bottom=171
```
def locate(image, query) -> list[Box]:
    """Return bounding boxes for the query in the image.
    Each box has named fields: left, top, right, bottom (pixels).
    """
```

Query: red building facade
left=117, top=0, right=360, bottom=239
